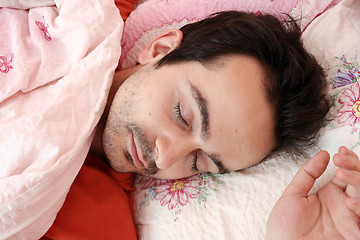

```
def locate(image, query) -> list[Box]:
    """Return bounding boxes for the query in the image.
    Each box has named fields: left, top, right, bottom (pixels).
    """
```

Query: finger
left=346, top=184, right=360, bottom=199
left=335, top=168, right=360, bottom=197
left=337, top=168, right=360, bottom=198
left=339, top=146, right=359, bottom=160
left=336, top=168, right=360, bottom=187
left=332, top=160, right=351, bottom=190
left=334, top=149, right=360, bottom=172
left=333, top=150, right=360, bottom=191
left=282, top=150, right=330, bottom=198
left=346, top=197, right=360, bottom=217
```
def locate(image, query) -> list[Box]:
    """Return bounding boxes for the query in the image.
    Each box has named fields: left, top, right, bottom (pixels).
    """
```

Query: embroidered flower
left=137, top=176, right=169, bottom=189
left=137, top=173, right=225, bottom=221
left=0, top=54, right=14, bottom=73
left=331, top=69, right=356, bottom=89
left=335, top=82, right=360, bottom=126
left=153, top=176, right=203, bottom=210
left=36, top=17, right=52, bottom=41
left=331, top=55, right=359, bottom=89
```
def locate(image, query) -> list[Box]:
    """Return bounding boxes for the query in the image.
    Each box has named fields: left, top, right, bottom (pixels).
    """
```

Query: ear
left=138, top=29, right=183, bottom=65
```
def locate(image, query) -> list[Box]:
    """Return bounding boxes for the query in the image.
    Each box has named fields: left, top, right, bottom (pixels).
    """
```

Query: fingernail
left=340, top=146, right=349, bottom=155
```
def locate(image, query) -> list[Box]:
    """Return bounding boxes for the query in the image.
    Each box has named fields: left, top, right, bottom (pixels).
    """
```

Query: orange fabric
left=42, top=2, right=139, bottom=238
left=42, top=154, right=137, bottom=240
left=115, top=0, right=138, bottom=20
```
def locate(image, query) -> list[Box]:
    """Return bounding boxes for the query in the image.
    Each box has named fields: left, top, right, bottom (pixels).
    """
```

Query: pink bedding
left=0, top=0, right=123, bottom=239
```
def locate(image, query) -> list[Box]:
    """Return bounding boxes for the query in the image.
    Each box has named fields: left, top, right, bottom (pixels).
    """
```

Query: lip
left=130, top=132, right=146, bottom=169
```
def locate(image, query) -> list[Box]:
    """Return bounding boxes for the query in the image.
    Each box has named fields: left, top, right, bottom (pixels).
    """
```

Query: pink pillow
left=120, top=0, right=341, bottom=69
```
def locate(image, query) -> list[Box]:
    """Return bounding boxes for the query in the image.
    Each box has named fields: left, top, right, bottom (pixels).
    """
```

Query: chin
left=106, top=157, right=130, bottom=173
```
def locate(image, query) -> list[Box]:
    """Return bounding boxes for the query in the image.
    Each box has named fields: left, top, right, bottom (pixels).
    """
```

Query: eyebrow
left=188, top=82, right=229, bottom=174
left=189, top=82, right=210, bottom=139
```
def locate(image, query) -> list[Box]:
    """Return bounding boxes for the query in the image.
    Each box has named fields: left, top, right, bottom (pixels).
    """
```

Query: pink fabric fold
left=0, top=0, right=123, bottom=239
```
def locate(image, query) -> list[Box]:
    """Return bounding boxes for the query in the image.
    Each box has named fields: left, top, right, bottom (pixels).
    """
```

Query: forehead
left=186, top=55, right=276, bottom=170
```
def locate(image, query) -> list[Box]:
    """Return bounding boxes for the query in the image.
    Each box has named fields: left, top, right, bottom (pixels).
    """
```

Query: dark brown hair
left=156, top=11, right=331, bottom=156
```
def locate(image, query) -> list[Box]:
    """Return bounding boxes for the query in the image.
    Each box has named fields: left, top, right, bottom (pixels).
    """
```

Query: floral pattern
left=153, top=177, right=202, bottom=210
left=330, top=55, right=359, bottom=89
left=0, top=54, right=14, bottom=73
left=137, top=173, right=225, bottom=221
left=335, top=82, right=360, bottom=126
left=136, top=54, right=360, bottom=221
left=35, top=17, right=52, bottom=41
left=327, top=54, right=360, bottom=145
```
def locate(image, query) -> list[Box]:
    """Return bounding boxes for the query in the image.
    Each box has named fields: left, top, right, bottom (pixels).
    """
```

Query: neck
left=90, top=65, right=141, bottom=160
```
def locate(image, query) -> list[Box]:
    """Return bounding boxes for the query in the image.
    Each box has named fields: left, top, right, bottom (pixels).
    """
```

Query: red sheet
left=42, top=154, right=137, bottom=240
left=115, top=0, right=138, bottom=20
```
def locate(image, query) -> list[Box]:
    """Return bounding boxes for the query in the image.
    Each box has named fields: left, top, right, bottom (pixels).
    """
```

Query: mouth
left=130, top=132, right=146, bottom=169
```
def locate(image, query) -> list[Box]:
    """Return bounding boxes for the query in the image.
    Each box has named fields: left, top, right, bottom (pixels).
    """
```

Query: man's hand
left=266, top=148, right=360, bottom=240
left=333, top=146, right=360, bottom=216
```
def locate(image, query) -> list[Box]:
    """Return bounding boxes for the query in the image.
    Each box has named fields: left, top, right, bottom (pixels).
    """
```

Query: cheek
left=138, top=98, right=171, bottom=131
left=138, top=83, right=176, bottom=121
left=115, top=78, right=155, bottom=119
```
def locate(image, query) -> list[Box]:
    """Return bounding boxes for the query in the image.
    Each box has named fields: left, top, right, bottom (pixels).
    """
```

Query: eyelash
left=191, top=151, right=199, bottom=172
left=173, top=103, right=198, bottom=172
left=173, top=102, right=190, bottom=128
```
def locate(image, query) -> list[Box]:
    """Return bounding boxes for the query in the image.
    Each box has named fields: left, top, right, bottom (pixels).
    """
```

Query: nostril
left=154, top=136, right=167, bottom=161
left=154, top=145, right=159, bottom=161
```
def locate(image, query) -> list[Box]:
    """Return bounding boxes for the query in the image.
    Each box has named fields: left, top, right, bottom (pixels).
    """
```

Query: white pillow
left=119, top=0, right=360, bottom=239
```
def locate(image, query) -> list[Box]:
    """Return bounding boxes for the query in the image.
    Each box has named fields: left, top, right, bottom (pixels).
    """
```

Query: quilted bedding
left=0, top=0, right=122, bottom=238
left=120, top=0, right=360, bottom=239
left=1, top=0, right=359, bottom=239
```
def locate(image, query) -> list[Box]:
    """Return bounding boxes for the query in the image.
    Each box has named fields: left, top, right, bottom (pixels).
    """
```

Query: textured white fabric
left=129, top=0, right=360, bottom=239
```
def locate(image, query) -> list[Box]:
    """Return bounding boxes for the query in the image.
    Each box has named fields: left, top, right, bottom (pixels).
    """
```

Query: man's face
left=103, top=55, right=276, bottom=179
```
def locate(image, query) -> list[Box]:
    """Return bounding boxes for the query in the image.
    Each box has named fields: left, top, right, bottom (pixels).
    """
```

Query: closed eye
left=173, top=102, right=190, bottom=128
left=191, top=150, right=199, bottom=172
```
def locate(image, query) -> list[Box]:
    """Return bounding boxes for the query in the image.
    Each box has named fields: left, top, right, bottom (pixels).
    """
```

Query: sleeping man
left=89, top=11, right=360, bottom=239
left=94, top=11, right=330, bottom=180
left=47, top=11, right=360, bottom=239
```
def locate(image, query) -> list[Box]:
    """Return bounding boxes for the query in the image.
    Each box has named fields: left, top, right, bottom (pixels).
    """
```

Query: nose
left=155, top=133, right=195, bottom=170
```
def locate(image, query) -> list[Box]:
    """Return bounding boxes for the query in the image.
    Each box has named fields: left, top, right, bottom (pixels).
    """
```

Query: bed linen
left=42, top=154, right=137, bottom=240
left=119, top=0, right=360, bottom=239
left=115, top=0, right=138, bottom=20
left=120, top=0, right=341, bottom=69
left=0, top=0, right=122, bottom=239
left=1, top=0, right=358, bottom=239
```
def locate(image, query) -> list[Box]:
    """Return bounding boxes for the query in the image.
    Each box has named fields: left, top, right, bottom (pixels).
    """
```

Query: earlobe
left=138, top=29, right=183, bottom=65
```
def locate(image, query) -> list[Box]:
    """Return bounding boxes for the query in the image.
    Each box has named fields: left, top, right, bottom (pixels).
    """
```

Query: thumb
left=283, top=150, right=330, bottom=198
